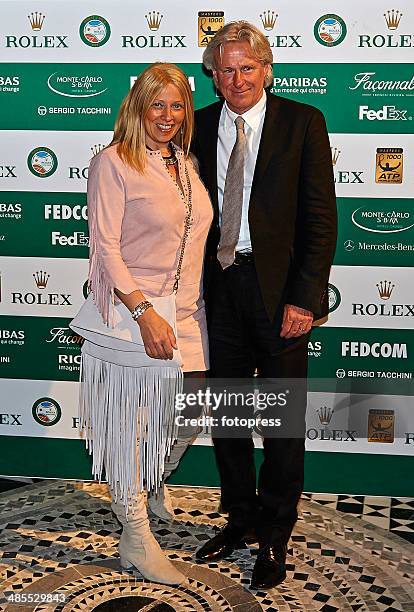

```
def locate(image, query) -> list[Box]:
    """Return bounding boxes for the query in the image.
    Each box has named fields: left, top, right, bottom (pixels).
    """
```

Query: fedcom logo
left=359, top=105, right=411, bottom=121
left=341, top=341, right=407, bottom=359
left=44, top=204, right=88, bottom=220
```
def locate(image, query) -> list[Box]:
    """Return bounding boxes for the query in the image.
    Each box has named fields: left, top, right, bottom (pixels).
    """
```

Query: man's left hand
left=280, top=304, right=313, bottom=338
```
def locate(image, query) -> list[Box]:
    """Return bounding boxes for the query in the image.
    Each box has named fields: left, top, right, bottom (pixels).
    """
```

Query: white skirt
left=79, top=340, right=183, bottom=511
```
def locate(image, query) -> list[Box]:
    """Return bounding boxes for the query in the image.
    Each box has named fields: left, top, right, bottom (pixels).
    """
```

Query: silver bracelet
left=131, top=300, right=153, bottom=320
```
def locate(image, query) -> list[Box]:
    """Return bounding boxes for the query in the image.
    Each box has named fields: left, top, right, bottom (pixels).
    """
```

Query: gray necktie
left=217, top=116, right=246, bottom=269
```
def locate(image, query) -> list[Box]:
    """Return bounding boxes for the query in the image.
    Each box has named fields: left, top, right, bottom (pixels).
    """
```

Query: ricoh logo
left=5, top=12, right=69, bottom=49
left=358, top=9, right=413, bottom=48
left=122, top=11, right=187, bottom=48
left=349, top=72, right=414, bottom=95
left=46, top=327, right=83, bottom=346
left=341, top=341, right=407, bottom=359
left=44, top=204, right=88, bottom=220
left=359, top=105, right=410, bottom=121
left=259, top=10, right=302, bottom=48
left=51, top=231, right=89, bottom=247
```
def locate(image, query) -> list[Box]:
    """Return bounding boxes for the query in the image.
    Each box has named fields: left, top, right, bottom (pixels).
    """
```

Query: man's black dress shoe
left=250, top=542, right=287, bottom=590
left=195, top=524, right=256, bottom=562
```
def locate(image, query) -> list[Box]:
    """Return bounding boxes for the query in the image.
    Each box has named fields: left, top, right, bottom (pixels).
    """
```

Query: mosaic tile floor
left=0, top=481, right=413, bottom=611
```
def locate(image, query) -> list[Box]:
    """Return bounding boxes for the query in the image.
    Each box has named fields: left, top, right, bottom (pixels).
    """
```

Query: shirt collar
left=222, top=90, right=267, bottom=132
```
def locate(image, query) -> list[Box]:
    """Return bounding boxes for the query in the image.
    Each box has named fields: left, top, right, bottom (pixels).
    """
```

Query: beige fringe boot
left=111, top=491, right=185, bottom=585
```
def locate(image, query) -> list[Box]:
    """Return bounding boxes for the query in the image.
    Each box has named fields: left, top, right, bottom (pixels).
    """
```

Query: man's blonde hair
left=203, top=21, right=273, bottom=88
left=111, top=63, right=194, bottom=173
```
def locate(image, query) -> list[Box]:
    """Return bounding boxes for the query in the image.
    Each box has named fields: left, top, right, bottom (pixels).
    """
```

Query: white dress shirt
left=217, top=90, right=267, bottom=252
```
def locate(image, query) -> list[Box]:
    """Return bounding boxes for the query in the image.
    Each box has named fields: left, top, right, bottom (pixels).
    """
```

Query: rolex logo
left=145, top=11, right=163, bottom=31
left=28, top=12, right=45, bottom=31
left=91, top=144, right=106, bottom=157
left=316, top=406, right=333, bottom=426
left=331, top=147, right=341, bottom=166
left=33, top=271, right=50, bottom=289
left=384, top=9, right=402, bottom=30
left=260, top=10, right=278, bottom=31
left=376, top=280, right=395, bottom=300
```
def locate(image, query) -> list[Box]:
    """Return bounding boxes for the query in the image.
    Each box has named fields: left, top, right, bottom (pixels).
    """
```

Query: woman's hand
left=137, top=308, right=178, bottom=360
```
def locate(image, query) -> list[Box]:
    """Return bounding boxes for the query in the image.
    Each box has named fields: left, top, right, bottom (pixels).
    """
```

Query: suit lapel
left=200, top=102, right=222, bottom=217
left=250, top=93, right=281, bottom=202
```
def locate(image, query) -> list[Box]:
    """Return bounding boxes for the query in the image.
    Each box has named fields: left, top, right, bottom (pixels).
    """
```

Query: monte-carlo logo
left=352, top=202, right=414, bottom=234
left=259, top=10, right=302, bottom=48
left=5, top=12, right=68, bottom=49
left=358, top=9, right=410, bottom=48
left=122, top=11, right=187, bottom=48
left=47, top=71, right=108, bottom=98
left=27, top=147, right=58, bottom=178
left=79, top=15, right=111, bottom=47
left=32, top=397, right=62, bottom=426
left=314, top=14, right=347, bottom=47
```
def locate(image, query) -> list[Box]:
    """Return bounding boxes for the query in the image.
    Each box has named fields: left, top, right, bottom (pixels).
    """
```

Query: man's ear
left=212, top=70, right=219, bottom=90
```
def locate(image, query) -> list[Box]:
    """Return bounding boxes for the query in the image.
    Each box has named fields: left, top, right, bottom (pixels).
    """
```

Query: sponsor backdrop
left=0, top=0, right=413, bottom=494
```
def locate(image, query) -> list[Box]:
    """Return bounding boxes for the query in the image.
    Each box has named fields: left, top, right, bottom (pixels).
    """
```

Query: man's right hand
left=137, top=308, right=178, bottom=360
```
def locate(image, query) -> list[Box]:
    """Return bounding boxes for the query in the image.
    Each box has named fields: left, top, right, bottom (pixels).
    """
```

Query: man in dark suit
left=192, top=21, right=337, bottom=589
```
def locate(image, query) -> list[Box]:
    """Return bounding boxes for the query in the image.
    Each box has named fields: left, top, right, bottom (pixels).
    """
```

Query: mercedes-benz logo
left=344, top=239, right=355, bottom=251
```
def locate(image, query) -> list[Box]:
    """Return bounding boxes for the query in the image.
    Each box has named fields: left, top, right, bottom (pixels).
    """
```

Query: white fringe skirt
left=79, top=340, right=183, bottom=510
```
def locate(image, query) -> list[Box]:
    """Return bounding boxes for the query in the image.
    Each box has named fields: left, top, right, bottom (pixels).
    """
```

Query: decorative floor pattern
left=0, top=482, right=413, bottom=611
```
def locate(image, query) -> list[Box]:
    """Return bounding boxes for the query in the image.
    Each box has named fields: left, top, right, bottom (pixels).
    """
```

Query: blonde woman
left=79, top=63, right=212, bottom=585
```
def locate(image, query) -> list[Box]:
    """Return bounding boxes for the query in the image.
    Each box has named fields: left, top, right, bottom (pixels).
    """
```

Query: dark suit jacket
left=192, top=91, right=337, bottom=321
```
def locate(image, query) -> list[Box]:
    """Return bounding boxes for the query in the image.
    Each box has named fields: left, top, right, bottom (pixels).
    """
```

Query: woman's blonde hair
left=111, top=63, right=194, bottom=173
left=203, top=21, right=273, bottom=88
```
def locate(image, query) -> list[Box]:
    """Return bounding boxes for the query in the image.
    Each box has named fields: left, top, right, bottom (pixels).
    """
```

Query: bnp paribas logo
left=79, top=15, right=111, bottom=47
left=260, top=10, right=302, bottom=47
left=376, top=147, right=403, bottom=184
left=198, top=12, right=225, bottom=47
left=122, top=11, right=187, bottom=48
left=27, top=147, right=58, bottom=178
left=328, top=283, right=341, bottom=313
left=314, top=14, right=347, bottom=47
left=330, top=146, right=364, bottom=184
left=358, top=9, right=408, bottom=48
left=5, top=12, right=68, bottom=48
left=368, top=409, right=394, bottom=443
